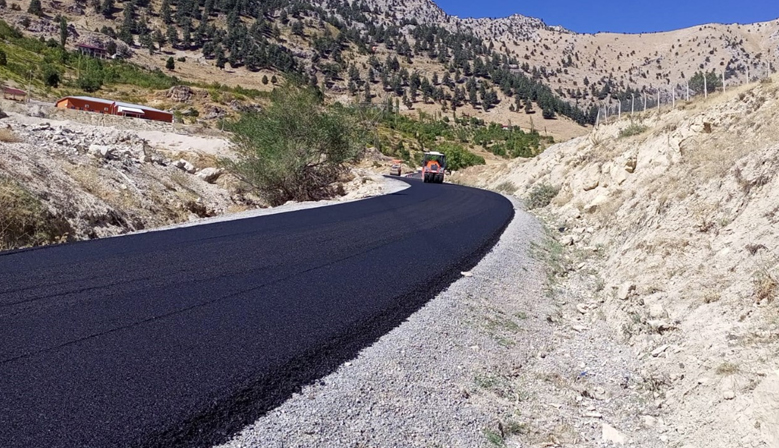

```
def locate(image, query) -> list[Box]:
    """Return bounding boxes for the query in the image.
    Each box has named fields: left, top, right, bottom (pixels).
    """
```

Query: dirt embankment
left=466, top=76, right=779, bottom=446
left=0, top=101, right=399, bottom=251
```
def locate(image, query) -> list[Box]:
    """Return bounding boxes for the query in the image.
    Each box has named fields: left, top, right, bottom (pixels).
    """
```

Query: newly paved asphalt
left=0, top=179, right=513, bottom=448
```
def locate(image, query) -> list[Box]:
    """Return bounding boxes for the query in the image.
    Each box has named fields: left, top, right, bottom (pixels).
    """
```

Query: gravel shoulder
left=215, top=198, right=652, bottom=448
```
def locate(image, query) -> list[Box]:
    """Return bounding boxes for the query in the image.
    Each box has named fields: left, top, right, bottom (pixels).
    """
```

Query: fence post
left=618, top=101, right=621, bottom=120
left=596, top=108, right=600, bottom=127
left=631, top=93, right=635, bottom=115
left=672, top=88, right=675, bottom=109
left=657, top=90, right=660, bottom=110
left=704, top=75, right=708, bottom=99
left=643, top=93, right=647, bottom=111
left=686, top=80, right=690, bottom=101
left=747, top=66, right=750, bottom=84
left=722, top=71, right=726, bottom=93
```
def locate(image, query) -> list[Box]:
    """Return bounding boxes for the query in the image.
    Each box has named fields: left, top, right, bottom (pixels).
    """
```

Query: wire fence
left=594, top=65, right=775, bottom=126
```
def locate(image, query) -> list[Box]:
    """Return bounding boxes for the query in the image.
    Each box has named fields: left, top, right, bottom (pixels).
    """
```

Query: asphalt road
left=0, top=179, right=514, bottom=448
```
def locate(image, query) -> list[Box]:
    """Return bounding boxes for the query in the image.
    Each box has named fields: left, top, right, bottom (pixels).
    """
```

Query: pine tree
left=101, top=0, right=114, bottom=18
left=262, top=75, right=268, bottom=84
left=166, top=56, right=175, bottom=70
left=270, top=75, right=277, bottom=84
left=27, top=0, right=42, bottom=16
left=160, top=0, right=171, bottom=24
left=59, top=17, right=68, bottom=47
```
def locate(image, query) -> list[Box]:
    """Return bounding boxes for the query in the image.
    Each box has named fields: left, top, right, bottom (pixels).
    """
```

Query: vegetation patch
left=618, top=123, right=649, bottom=138
left=0, top=177, right=70, bottom=250
left=226, top=84, right=367, bottom=206
left=526, top=183, right=559, bottom=209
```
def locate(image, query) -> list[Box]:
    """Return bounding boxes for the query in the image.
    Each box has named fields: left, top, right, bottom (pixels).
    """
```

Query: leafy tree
left=271, top=75, right=277, bottom=84
left=166, top=56, right=175, bottom=70
left=226, top=85, right=367, bottom=206
left=27, top=0, right=42, bottom=16
left=262, top=75, right=268, bottom=85
left=41, top=64, right=60, bottom=87
left=0, top=49, right=7, bottom=66
left=160, top=0, right=171, bottom=24
left=77, top=70, right=103, bottom=92
left=689, top=70, right=721, bottom=94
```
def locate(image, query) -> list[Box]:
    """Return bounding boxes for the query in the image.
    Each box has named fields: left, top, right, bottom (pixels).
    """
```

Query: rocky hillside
left=462, top=76, right=779, bottom=446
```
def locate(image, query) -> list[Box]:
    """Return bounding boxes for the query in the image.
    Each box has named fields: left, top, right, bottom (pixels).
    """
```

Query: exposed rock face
left=167, top=86, right=194, bottom=103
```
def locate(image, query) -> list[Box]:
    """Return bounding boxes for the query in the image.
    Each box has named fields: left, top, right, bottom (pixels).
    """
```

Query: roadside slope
left=477, top=75, right=779, bottom=446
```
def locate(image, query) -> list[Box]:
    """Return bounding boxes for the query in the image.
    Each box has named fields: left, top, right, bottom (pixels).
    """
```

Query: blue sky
left=434, top=0, right=779, bottom=34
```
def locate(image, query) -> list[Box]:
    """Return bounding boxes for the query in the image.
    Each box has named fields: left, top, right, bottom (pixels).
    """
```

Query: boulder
left=88, top=144, right=116, bottom=159
left=584, top=194, right=609, bottom=214
left=174, top=159, right=196, bottom=174
left=167, top=85, right=193, bottom=103
left=582, top=164, right=601, bottom=191
left=602, top=423, right=626, bottom=445
left=617, top=282, right=636, bottom=300
left=648, top=303, right=667, bottom=319
left=196, top=167, right=223, bottom=183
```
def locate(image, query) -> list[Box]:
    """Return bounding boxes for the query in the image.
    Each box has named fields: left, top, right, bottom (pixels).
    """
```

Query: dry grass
left=716, top=362, right=740, bottom=376
left=753, top=269, right=778, bottom=304
left=0, top=127, right=23, bottom=143
left=0, top=177, right=69, bottom=250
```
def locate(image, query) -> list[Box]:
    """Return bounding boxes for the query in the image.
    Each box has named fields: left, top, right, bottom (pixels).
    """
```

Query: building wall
left=56, top=98, right=113, bottom=114
left=56, top=97, right=173, bottom=123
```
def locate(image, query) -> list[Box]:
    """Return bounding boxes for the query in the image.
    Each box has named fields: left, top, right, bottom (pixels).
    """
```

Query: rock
left=648, top=304, right=667, bottom=319
left=0, top=108, right=7, bottom=119
left=651, top=345, right=669, bottom=357
left=723, top=390, right=736, bottom=400
left=196, top=167, right=223, bottom=183
left=460, top=271, right=473, bottom=277
left=625, top=155, right=637, bottom=173
left=32, top=122, right=51, bottom=131
left=174, top=159, right=196, bottom=174
left=602, top=423, right=626, bottom=445
left=576, top=303, right=589, bottom=314
left=584, top=194, right=609, bottom=213
left=88, top=144, right=115, bottom=159
left=642, top=415, right=658, bottom=428
left=167, top=85, right=193, bottom=102
left=617, top=282, right=636, bottom=300
left=582, top=164, right=601, bottom=191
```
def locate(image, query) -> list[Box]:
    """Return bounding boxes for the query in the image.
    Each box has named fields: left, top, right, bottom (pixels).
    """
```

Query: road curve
left=0, top=179, right=513, bottom=448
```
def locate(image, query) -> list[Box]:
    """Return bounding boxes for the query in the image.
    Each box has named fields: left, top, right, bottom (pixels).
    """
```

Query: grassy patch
left=716, top=362, right=740, bottom=376
left=526, top=183, right=559, bottom=210
left=494, top=181, right=518, bottom=195
left=618, top=123, right=649, bottom=138
left=0, top=177, right=69, bottom=250
left=483, top=428, right=506, bottom=447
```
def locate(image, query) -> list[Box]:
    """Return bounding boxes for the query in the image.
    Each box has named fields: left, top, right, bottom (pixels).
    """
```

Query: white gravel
left=215, top=198, right=551, bottom=448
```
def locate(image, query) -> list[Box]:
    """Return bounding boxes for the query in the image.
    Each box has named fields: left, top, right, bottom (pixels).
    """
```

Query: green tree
left=166, top=56, right=175, bottom=70
left=689, top=70, right=722, bottom=94
left=262, top=75, right=268, bottom=85
left=101, top=0, right=113, bottom=18
left=0, top=49, right=7, bottom=66
left=270, top=75, right=277, bottom=84
left=27, top=0, right=42, bottom=16
left=78, top=70, right=103, bottom=92
left=226, top=85, right=367, bottom=206
left=41, top=65, right=60, bottom=87
left=59, top=17, right=68, bottom=47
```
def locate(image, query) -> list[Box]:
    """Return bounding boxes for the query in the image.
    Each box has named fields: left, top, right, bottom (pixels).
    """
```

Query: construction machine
left=422, top=151, right=446, bottom=183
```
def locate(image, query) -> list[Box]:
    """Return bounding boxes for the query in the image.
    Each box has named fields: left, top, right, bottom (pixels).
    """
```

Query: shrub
left=226, top=84, right=366, bottom=206
left=494, top=181, right=518, bottom=194
left=526, top=183, right=559, bottom=209
left=435, top=142, right=485, bottom=171
left=619, top=123, right=649, bottom=138
left=0, top=177, right=69, bottom=250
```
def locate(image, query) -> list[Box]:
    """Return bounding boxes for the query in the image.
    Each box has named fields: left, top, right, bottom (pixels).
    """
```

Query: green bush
left=618, top=123, right=648, bottom=138
left=435, top=142, right=485, bottom=171
left=226, top=84, right=367, bottom=206
left=526, top=183, right=559, bottom=209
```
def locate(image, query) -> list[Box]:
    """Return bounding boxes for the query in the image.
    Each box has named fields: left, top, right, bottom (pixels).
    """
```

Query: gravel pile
left=216, top=198, right=551, bottom=448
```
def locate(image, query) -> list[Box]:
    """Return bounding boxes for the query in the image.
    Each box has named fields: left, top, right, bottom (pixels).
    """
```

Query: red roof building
left=55, top=96, right=173, bottom=123
left=3, top=87, right=27, bottom=101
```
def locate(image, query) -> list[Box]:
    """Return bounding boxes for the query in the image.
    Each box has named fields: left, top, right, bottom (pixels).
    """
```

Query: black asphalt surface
left=0, top=179, right=513, bottom=448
